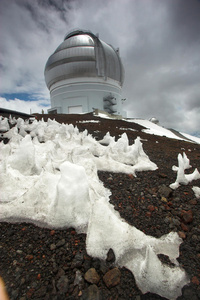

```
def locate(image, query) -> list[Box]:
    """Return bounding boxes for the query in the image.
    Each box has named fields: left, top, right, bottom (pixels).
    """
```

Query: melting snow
left=128, top=119, right=183, bottom=139
left=192, top=186, right=200, bottom=199
left=170, top=153, right=200, bottom=189
left=180, top=132, right=200, bottom=144
left=0, top=117, right=189, bottom=299
left=125, top=118, right=200, bottom=144
left=119, top=127, right=137, bottom=132
left=77, top=120, right=100, bottom=123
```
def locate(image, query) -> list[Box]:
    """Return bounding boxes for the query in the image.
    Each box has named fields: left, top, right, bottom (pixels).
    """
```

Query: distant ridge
left=0, top=108, right=33, bottom=119
left=168, top=128, right=195, bottom=143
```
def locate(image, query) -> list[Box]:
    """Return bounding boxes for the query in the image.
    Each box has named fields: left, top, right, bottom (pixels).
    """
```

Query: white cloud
left=0, top=0, right=70, bottom=94
left=0, top=97, right=50, bottom=114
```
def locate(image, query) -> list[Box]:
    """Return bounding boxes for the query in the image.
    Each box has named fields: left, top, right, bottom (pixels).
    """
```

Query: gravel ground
left=0, top=113, right=200, bottom=300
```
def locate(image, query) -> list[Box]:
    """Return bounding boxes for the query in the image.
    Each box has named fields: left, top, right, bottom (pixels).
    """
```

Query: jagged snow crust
left=170, top=152, right=200, bottom=190
left=0, top=117, right=189, bottom=299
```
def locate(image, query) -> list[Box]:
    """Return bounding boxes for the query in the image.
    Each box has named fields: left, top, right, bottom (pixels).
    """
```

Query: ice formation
left=170, top=152, right=200, bottom=189
left=192, top=186, right=200, bottom=199
left=0, top=117, right=189, bottom=299
left=0, top=116, right=10, bottom=132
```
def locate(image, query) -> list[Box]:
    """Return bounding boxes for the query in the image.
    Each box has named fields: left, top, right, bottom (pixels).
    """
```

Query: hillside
left=0, top=112, right=200, bottom=300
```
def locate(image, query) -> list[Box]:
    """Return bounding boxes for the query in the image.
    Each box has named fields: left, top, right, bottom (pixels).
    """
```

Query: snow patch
left=170, top=153, right=200, bottom=189
left=192, top=186, right=200, bottom=199
left=0, top=117, right=189, bottom=299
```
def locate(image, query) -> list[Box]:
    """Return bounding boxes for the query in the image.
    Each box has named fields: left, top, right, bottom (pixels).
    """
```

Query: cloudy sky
left=0, top=0, right=200, bottom=135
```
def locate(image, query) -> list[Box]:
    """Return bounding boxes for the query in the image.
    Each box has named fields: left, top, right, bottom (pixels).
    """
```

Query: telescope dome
left=44, top=29, right=125, bottom=116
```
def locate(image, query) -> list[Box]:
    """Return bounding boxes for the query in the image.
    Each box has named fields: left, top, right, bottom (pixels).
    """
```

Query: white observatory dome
left=44, top=29, right=125, bottom=115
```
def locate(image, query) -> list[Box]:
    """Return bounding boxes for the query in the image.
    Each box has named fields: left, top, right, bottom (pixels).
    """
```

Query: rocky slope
left=0, top=113, right=200, bottom=300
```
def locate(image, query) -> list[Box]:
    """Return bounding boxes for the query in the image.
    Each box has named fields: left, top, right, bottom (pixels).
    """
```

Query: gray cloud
left=168, top=0, right=200, bottom=45
left=18, top=0, right=72, bottom=29
left=0, top=0, right=200, bottom=135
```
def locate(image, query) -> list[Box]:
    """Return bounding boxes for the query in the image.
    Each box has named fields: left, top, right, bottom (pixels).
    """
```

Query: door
left=68, top=105, right=83, bottom=114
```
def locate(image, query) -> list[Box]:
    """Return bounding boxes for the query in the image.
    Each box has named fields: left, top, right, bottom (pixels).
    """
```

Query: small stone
left=189, top=199, right=197, bottom=205
left=164, top=216, right=171, bottom=224
left=11, top=289, right=19, bottom=299
left=125, top=205, right=132, bottom=212
left=106, top=248, right=115, bottom=263
left=56, top=239, right=65, bottom=248
left=192, top=235, right=199, bottom=242
left=74, top=270, right=84, bottom=288
left=31, top=281, right=38, bottom=288
left=174, top=197, right=180, bottom=202
left=72, top=285, right=79, bottom=297
left=161, top=197, right=167, bottom=203
left=181, top=210, right=193, bottom=224
left=160, top=205, right=165, bottom=211
left=92, top=258, right=100, bottom=269
left=52, top=279, right=57, bottom=294
left=83, top=259, right=91, bottom=271
left=158, top=185, right=172, bottom=198
left=172, top=218, right=180, bottom=226
left=128, top=174, right=134, bottom=179
left=81, top=284, right=100, bottom=300
left=169, top=223, right=175, bottom=229
left=16, top=250, right=23, bottom=254
left=26, top=254, right=33, bottom=261
left=52, top=262, right=58, bottom=273
left=27, top=288, right=35, bottom=298
left=56, top=275, right=69, bottom=293
left=50, top=244, right=56, bottom=251
left=72, top=251, right=83, bottom=268
left=20, top=277, right=26, bottom=285
left=147, top=205, right=155, bottom=212
left=159, top=173, right=167, bottom=178
left=78, top=291, right=82, bottom=297
left=84, top=268, right=100, bottom=284
left=181, top=223, right=189, bottom=232
left=100, top=260, right=109, bottom=274
left=103, top=268, right=121, bottom=288
left=56, top=268, right=65, bottom=278
left=34, top=286, right=47, bottom=298
left=192, top=276, right=199, bottom=285
left=145, top=212, right=151, bottom=217
left=178, top=231, right=186, bottom=239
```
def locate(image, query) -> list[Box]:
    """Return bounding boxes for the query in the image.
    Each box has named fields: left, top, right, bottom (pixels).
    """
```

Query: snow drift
left=0, top=117, right=189, bottom=299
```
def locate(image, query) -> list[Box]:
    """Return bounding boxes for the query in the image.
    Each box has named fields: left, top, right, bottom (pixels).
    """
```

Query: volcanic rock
left=103, top=268, right=121, bottom=288
left=81, top=284, right=101, bottom=300
left=182, top=210, right=193, bottom=224
left=84, top=268, right=100, bottom=284
left=106, top=248, right=116, bottom=263
left=56, top=275, right=69, bottom=293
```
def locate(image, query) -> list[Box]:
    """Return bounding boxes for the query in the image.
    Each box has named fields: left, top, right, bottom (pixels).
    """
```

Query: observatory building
left=44, top=29, right=125, bottom=115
